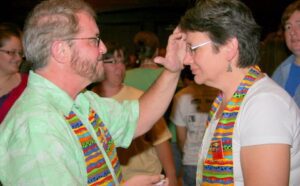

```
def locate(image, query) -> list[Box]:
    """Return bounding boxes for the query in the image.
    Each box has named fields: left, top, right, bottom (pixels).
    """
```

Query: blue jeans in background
left=170, top=142, right=182, bottom=177
left=183, top=165, right=197, bottom=186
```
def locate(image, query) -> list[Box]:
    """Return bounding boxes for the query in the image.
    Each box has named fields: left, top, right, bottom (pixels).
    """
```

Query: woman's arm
left=241, top=144, right=290, bottom=186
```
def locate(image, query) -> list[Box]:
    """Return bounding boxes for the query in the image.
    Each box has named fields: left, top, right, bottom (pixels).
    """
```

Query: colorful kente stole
left=65, top=108, right=123, bottom=186
left=201, top=66, right=261, bottom=185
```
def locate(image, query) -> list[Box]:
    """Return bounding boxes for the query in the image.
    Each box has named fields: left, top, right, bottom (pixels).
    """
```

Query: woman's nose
left=183, top=53, right=192, bottom=65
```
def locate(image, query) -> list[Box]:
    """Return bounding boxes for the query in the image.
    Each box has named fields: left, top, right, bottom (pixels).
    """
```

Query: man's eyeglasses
left=63, top=36, right=101, bottom=47
left=186, top=40, right=211, bottom=55
left=0, top=49, right=24, bottom=58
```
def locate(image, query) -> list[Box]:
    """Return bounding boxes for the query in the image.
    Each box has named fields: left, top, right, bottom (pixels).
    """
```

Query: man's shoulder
left=2, top=87, right=65, bottom=128
left=2, top=98, right=58, bottom=126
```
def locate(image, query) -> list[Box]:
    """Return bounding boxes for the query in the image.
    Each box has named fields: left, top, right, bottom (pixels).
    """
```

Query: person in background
left=170, top=66, right=218, bottom=186
left=124, top=31, right=164, bottom=91
left=126, top=54, right=139, bottom=70
left=158, top=0, right=300, bottom=185
left=0, top=0, right=184, bottom=185
left=0, top=22, right=27, bottom=123
left=165, top=117, right=182, bottom=184
left=92, top=42, right=177, bottom=186
left=272, top=0, right=300, bottom=108
left=260, top=30, right=290, bottom=76
left=124, top=31, right=181, bottom=185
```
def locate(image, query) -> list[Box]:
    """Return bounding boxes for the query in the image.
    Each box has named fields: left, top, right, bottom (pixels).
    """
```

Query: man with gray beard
left=0, top=0, right=185, bottom=185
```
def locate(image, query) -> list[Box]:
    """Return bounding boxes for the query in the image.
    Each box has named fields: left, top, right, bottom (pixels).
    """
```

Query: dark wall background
left=98, top=6, right=185, bottom=54
left=98, top=0, right=295, bottom=54
left=243, top=0, right=294, bottom=37
left=0, top=0, right=296, bottom=53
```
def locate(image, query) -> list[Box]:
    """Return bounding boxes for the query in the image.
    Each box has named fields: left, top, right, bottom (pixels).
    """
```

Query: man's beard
left=70, top=51, right=104, bottom=83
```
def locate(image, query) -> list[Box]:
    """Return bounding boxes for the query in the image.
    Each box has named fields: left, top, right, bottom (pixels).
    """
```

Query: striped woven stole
left=201, top=66, right=261, bottom=185
left=65, top=108, right=123, bottom=186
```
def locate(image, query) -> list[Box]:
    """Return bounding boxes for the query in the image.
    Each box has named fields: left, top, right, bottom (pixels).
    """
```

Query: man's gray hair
left=23, top=0, right=96, bottom=70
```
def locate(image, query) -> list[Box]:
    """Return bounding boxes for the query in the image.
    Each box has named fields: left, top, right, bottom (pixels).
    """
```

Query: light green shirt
left=0, top=71, right=139, bottom=185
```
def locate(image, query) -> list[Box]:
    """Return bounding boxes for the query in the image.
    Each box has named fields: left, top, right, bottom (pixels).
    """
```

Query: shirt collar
left=28, top=71, right=90, bottom=116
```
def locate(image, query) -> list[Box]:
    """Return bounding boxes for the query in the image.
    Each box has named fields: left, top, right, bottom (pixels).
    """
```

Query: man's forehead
left=76, top=11, right=99, bottom=35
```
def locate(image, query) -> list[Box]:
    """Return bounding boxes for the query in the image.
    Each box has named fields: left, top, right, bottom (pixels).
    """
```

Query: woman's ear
left=51, top=40, right=70, bottom=64
left=225, top=37, right=239, bottom=62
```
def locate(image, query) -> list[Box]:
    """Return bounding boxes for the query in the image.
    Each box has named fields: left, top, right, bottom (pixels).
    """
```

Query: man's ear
left=225, top=37, right=239, bottom=62
left=51, top=40, right=70, bottom=63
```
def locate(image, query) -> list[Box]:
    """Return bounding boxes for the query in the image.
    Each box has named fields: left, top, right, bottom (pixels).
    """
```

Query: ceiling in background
left=0, top=0, right=295, bottom=39
left=1, top=0, right=191, bottom=21
left=86, top=0, right=191, bottom=12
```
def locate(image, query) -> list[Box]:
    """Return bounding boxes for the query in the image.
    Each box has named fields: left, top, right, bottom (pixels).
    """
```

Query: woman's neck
left=140, top=59, right=159, bottom=69
left=93, top=83, right=123, bottom=98
left=0, top=72, right=21, bottom=96
left=215, top=66, right=264, bottom=118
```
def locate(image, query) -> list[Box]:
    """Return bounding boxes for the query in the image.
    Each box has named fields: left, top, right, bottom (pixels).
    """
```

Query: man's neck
left=36, top=68, right=89, bottom=100
left=0, top=72, right=17, bottom=86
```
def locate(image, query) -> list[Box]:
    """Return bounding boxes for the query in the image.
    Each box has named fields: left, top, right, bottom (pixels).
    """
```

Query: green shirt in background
left=124, top=67, right=163, bottom=91
left=0, top=71, right=139, bottom=185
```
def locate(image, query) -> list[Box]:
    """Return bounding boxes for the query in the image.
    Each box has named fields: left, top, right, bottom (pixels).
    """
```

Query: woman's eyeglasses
left=186, top=40, right=211, bottom=55
left=0, top=49, right=24, bottom=58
